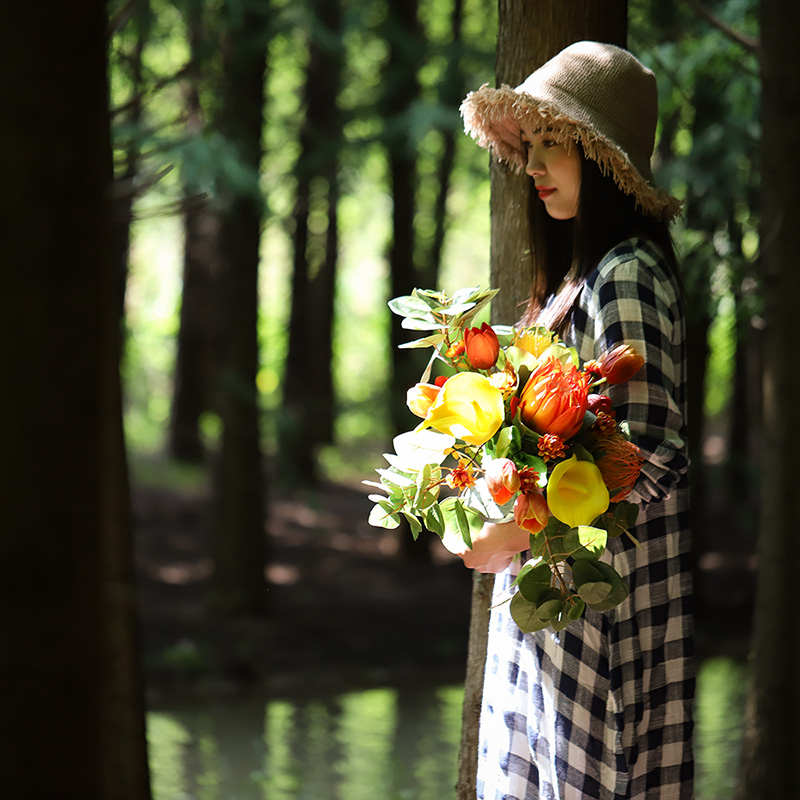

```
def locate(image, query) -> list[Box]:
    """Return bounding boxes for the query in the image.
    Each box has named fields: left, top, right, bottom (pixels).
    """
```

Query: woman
left=459, top=42, right=694, bottom=799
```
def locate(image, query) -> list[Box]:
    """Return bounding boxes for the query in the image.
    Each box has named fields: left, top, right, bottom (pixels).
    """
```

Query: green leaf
left=536, top=598, right=564, bottom=621
left=494, top=426, right=521, bottom=459
left=401, top=317, right=443, bottom=332
left=368, top=503, right=401, bottom=529
left=567, top=598, right=586, bottom=620
left=402, top=512, right=423, bottom=540
left=439, top=497, right=484, bottom=549
left=577, top=581, right=612, bottom=605
left=424, top=504, right=445, bottom=537
left=388, top=295, right=436, bottom=317
left=510, top=592, right=551, bottom=633
left=398, top=332, right=447, bottom=350
left=584, top=560, right=629, bottom=612
left=549, top=611, right=571, bottom=632
left=571, top=559, right=605, bottom=586
left=564, top=526, right=608, bottom=560
left=454, top=501, right=472, bottom=548
left=515, top=562, right=552, bottom=603
left=607, top=523, right=626, bottom=538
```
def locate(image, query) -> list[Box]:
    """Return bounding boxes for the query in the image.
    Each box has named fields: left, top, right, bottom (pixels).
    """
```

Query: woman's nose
left=525, top=148, right=543, bottom=177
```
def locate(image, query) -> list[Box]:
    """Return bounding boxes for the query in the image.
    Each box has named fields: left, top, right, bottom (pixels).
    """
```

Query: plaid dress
left=477, top=238, right=694, bottom=800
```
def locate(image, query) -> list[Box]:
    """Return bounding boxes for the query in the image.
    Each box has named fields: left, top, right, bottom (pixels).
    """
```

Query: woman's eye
left=542, top=139, right=557, bottom=148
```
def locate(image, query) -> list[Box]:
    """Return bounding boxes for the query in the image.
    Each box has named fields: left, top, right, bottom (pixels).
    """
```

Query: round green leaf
left=564, top=525, right=607, bottom=560
left=585, top=560, right=629, bottom=611
left=577, top=581, right=612, bottom=605
left=517, top=562, right=552, bottom=603
left=510, top=592, right=550, bottom=633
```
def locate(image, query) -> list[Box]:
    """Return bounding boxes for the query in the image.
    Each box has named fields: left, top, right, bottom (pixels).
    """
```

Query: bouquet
left=366, top=287, right=645, bottom=634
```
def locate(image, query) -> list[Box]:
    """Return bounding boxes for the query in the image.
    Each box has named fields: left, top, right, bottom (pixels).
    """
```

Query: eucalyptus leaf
left=577, top=581, right=612, bottom=605
left=536, top=598, right=564, bottom=621
left=510, top=592, right=551, bottom=633
left=564, top=525, right=608, bottom=560
left=584, top=560, right=629, bottom=611
left=516, top=562, right=552, bottom=603
left=567, top=598, right=586, bottom=620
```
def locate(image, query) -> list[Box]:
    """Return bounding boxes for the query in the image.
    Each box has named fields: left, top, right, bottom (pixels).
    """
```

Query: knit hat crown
left=460, top=41, right=680, bottom=220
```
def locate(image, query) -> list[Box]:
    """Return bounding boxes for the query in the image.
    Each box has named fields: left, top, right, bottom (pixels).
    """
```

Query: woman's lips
left=536, top=187, right=555, bottom=200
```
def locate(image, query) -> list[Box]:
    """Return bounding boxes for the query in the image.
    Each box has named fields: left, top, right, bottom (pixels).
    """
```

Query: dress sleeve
left=575, top=245, right=689, bottom=504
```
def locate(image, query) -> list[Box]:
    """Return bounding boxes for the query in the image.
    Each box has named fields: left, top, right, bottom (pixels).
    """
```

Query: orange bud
left=514, top=490, right=550, bottom=534
left=485, top=458, right=521, bottom=505
left=598, top=344, right=644, bottom=385
left=464, top=322, right=500, bottom=370
left=406, top=383, right=440, bottom=418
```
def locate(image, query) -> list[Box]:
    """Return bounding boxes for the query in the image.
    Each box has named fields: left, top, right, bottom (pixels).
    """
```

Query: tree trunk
left=417, top=0, right=465, bottom=291
left=457, top=3, right=628, bottom=795
left=212, top=0, right=270, bottom=614
left=737, top=2, right=800, bottom=797
left=0, top=1, right=151, bottom=796
left=170, top=4, right=222, bottom=463
left=279, top=0, right=343, bottom=484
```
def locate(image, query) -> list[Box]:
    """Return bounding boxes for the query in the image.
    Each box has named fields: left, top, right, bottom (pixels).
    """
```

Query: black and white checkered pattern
left=477, top=238, right=694, bottom=800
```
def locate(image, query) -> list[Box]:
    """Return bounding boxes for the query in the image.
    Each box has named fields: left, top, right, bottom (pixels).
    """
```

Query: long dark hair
left=521, top=145, right=677, bottom=334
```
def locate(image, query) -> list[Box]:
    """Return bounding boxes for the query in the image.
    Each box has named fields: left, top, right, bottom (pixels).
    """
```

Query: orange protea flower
left=590, top=431, right=644, bottom=502
left=537, top=433, right=566, bottom=462
left=519, top=356, right=591, bottom=439
left=515, top=326, right=557, bottom=358
left=446, top=459, right=477, bottom=491
left=591, top=412, right=618, bottom=437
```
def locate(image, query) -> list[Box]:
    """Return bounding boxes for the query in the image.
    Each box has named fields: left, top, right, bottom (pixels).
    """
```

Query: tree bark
left=280, top=0, right=343, bottom=483
left=737, top=2, right=800, bottom=797
left=0, top=0, right=151, bottom=796
left=212, top=0, right=270, bottom=614
left=170, top=2, right=222, bottom=463
left=457, top=3, right=627, bottom=795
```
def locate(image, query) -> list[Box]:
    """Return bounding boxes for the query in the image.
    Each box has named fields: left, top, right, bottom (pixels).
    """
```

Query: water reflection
left=148, top=659, right=746, bottom=800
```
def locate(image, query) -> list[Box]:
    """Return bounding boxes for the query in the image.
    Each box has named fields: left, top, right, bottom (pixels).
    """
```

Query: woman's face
left=521, top=127, right=581, bottom=220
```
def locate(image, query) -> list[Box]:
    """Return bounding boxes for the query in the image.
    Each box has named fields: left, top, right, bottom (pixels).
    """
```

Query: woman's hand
left=442, top=520, right=530, bottom=573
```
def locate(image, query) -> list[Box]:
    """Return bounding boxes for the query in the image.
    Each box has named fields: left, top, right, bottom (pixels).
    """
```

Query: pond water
left=147, top=656, right=747, bottom=800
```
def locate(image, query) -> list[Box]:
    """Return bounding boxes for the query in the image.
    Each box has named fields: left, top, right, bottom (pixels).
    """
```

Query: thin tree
left=0, top=0, right=151, bottom=796
left=280, top=0, right=344, bottom=484
left=212, top=0, right=271, bottom=614
left=170, top=0, right=223, bottom=463
left=737, top=1, right=800, bottom=796
left=456, top=3, right=627, bottom=796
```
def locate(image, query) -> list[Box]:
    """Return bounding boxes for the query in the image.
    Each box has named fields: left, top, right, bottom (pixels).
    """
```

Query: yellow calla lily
left=546, top=455, right=609, bottom=528
left=423, top=372, right=505, bottom=446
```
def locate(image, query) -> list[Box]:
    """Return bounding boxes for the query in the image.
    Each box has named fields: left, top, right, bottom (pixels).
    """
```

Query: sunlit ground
left=147, top=656, right=746, bottom=800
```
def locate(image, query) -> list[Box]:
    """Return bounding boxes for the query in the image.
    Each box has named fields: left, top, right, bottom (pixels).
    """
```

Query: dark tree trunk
left=110, top=0, right=151, bottom=322
left=383, top=0, right=425, bottom=438
left=417, top=0, right=465, bottom=292
left=737, top=2, right=800, bottom=796
left=457, top=3, right=628, bottom=795
left=0, top=1, right=151, bottom=796
left=279, top=0, right=344, bottom=484
left=212, top=0, right=270, bottom=614
left=170, top=6, right=221, bottom=463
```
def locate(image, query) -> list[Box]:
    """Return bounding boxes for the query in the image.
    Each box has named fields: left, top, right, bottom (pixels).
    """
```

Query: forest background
left=4, top=0, right=787, bottom=797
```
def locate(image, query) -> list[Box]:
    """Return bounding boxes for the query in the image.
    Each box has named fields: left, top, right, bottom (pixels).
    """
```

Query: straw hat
left=460, top=41, right=681, bottom=220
